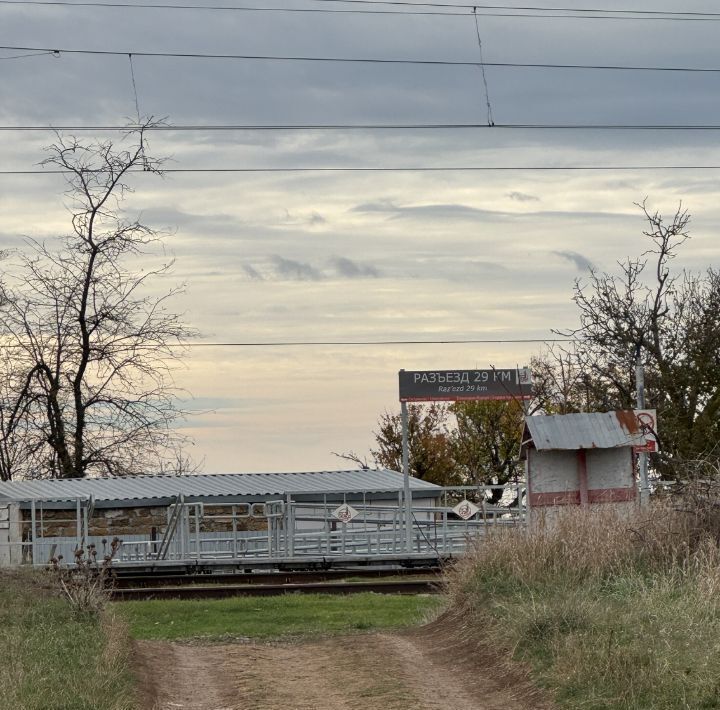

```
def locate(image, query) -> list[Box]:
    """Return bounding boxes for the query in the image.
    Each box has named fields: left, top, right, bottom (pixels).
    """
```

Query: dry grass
left=446, top=498, right=720, bottom=709
left=0, top=568, right=138, bottom=710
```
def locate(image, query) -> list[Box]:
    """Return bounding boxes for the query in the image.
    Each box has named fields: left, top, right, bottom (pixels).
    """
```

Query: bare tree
left=0, top=124, right=195, bottom=479
left=551, top=200, right=720, bottom=475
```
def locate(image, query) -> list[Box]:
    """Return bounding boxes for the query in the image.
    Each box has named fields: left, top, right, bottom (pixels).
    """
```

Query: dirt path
left=136, top=622, right=554, bottom=710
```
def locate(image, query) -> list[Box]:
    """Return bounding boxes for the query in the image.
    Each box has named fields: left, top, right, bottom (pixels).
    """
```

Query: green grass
left=448, top=505, right=720, bottom=710
left=0, top=570, right=137, bottom=710
left=117, top=592, right=444, bottom=641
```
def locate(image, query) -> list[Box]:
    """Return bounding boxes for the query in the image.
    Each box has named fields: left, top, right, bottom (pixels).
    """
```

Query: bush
left=446, top=500, right=720, bottom=709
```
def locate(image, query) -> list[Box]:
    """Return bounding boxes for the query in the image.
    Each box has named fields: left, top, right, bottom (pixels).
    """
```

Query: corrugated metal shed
left=522, top=411, right=646, bottom=453
left=0, top=469, right=440, bottom=508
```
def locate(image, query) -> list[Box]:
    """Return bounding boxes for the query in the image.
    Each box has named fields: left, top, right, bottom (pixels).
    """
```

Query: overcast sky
left=2, top=1, right=720, bottom=472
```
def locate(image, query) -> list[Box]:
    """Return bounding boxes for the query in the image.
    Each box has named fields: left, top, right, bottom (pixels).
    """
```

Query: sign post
left=398, top=367, right=532, bottom=553
left=400, top=400, right=412, bottom=553
left=635, top=356, right=650, bottom=506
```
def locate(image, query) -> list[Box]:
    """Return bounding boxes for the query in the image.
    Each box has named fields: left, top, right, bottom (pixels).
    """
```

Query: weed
left=446, top=501, right=720, bottom=710
left=49, top=537, right=121, bottom=616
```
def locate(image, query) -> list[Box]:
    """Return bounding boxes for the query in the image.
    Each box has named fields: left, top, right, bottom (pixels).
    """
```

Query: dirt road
left=136, top=621, right=553, bottom=710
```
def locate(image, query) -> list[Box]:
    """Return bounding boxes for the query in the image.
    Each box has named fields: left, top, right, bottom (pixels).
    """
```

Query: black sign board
left=399, top=368, right=533, bottom=402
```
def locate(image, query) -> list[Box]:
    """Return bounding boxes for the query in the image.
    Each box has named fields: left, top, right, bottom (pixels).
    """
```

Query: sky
left=1, top=1, right=720, bottom=472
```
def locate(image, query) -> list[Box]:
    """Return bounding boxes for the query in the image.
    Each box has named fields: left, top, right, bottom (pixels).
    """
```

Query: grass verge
left=0, top=569, right=137, bottom=710
left=446, top=503, right=720, bottom=710
left=117, top=592, right=444, bottom=641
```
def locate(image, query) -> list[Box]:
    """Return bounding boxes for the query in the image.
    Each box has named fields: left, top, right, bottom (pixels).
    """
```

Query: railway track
left=110, top=577, right=442, bottom=600
left=110, top=565, right=441, bottom=589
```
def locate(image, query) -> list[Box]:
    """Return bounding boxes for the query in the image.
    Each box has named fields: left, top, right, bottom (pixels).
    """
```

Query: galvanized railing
left=0, top=484, right=526, bottom=567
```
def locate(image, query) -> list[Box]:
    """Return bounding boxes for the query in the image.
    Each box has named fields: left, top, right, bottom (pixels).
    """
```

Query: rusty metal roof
left=0, top=469, right=441, bottom=507
left=523, top=411, right=646, bottom=452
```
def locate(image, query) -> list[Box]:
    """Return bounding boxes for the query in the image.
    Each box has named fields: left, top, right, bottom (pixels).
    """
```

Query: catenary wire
left=303, top=0, right=720, bottom=16
left=4, top=45, right=720, bottom=73
left=5, top=123, right=720, bottom=131
left=2, top=0, right=718, bottom=20
left=180, top=338, right=577, bottom=346
left=0, top=337, right=580, bottom=346
left=0, top=49, right=61, bottom=59
left=3, top=0, right=720, bottom=21
left=3, top=165, right=720, bottom=175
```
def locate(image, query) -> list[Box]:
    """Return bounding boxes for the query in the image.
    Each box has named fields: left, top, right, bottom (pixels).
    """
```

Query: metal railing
left=0, top=484, right=526, bottom=566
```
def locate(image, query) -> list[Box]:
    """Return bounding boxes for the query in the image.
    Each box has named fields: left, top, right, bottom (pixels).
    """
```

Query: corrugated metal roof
left=0, top=468, right=440, bottom=505
left=523, top=411, right=646, bottom=452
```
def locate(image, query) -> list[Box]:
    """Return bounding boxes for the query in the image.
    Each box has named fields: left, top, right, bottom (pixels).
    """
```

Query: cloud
left=468, top=259, right=509, bottom=273
left=507, top=191, right=540, bottom=202
left=553, top=250, right=596, bottom=272
left=351, top=200, right=628, bottom=223
left=329, top=256, right=379, bottom=278
left=271, top=255, right=323, bottom=281
left=351, top=200, right=498, bottom=221
left=241, top=255, right=381, bottom=281
left=242, top=263, right=264, bottom=280
left=281, top=209, right=327, bottom=226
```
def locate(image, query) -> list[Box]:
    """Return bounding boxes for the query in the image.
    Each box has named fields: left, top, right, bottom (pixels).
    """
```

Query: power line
left=181, top=337, right=576, bottom=346
left=307, top=0, right=720, bottom=17
left=3, top=165, right=720, bottom=175
left=3, top=0, right=720, bottom=22
left=4, top=45, right=720, bottom=73
left=4, top=122, right=720, bottom=132
left=0, top=49, right=59, bottom=59
left=0, top=0, right=472, bottom=16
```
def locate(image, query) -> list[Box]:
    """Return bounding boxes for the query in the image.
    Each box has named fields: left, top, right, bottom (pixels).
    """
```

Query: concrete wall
left=527, top=447, right=637, bottom=525
left=585, top=448, right=636, bottom=502
left=0, top=504, right=24, bottom=566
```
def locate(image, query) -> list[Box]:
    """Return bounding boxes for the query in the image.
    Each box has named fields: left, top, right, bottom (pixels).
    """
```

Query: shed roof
left=0, top=469, right=440, bottom=508
left=522, top=411, right=646, bottom=454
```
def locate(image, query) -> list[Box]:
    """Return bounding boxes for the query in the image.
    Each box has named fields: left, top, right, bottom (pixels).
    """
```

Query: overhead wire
left=3, top=165, right=720, bottom=174
left=180, top=337, right=577, bottom=346
left=301, top=0, right=720, bottom=16
left=3, top=0, right=720, bottom=21
left=128, top=54, right=142, bottom=122
left=0, top=49, right=60, bottom=59
left=472, top=7, right=495, bottom=126
left=4, top=44, right=720, bottom=73
left=4, top=123, right=720, bottom=131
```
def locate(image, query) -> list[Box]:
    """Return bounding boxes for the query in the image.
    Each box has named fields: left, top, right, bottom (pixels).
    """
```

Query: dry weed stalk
left=448, top=493, right=720, bottom=605
left=49, top=537, right=122, bottom=616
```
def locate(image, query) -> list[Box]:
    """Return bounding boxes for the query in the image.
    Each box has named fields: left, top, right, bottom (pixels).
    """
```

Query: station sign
left=399, top=368, right=533, bottom=403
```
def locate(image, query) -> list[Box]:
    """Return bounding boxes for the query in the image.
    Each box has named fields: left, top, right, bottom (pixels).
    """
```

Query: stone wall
left=22, top=504, right=269, bottom=538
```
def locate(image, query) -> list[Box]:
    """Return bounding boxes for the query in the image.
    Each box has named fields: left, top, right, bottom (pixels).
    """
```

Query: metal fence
left=0, top=484, right=526, bottom=567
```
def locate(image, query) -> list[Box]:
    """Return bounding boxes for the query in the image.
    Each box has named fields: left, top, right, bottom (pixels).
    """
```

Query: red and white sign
left=332, top=504, right=359, bottom=523
left=633, top=409, right=658, bottom=453
left=452, top=500, right=480, bottom=520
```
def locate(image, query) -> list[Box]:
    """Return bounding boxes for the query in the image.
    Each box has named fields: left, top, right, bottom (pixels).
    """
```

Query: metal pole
left=76, top=498, right=82, bottom=552
left=401, top=398, right=412, bottom=553
left=30, top=499, right=36, bottom=565
left=636, top=349, right=650, bottom=506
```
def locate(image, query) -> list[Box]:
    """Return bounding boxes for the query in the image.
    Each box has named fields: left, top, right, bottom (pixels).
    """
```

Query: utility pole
left=635, top=345, right=650, bottom=506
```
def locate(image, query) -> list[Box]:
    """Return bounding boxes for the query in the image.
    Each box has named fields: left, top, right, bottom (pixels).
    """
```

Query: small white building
left=521, top=411, right=646, bottom=523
